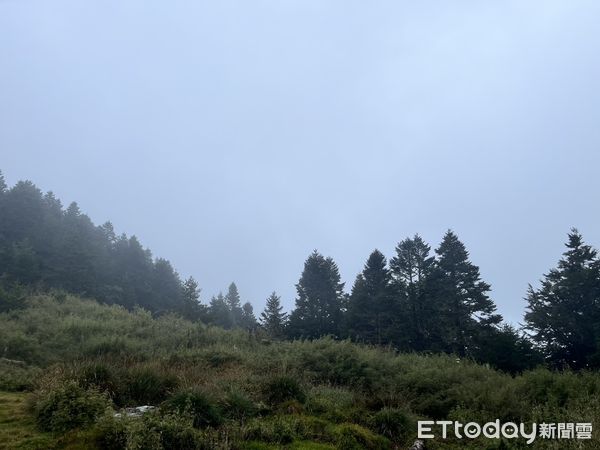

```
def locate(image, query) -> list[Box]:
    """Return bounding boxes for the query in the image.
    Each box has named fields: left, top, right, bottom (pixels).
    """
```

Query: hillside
left=1, top=294, right=598, bottom=449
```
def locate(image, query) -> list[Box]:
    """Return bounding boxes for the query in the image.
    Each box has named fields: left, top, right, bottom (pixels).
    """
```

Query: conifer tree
left=181, top=276, right=204, bottom=320
left=209, top=292, right=232, bottom=328
left=287, top=251, right=344, bottom=339
left=260, top=291, right=287, bottom=338
left=431, top=230, right=502, bottom=356
left=525, top=229, right=600, bottom=369
left=225, top=282, right=243, bottom=328
left=240, top=302, right=258, bottom=330
left=345, top=250, right=395, bottom=345
left=390, top=235, right=435, bottom=351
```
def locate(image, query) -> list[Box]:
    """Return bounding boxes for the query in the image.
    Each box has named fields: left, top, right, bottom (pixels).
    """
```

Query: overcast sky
left=2, top=1, right=599, bottom=324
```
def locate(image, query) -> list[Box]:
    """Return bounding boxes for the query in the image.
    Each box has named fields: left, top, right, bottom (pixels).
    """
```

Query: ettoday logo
left=417, top=420, right=593, bottom=444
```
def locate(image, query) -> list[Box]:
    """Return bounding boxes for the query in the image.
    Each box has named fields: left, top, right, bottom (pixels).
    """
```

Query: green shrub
left=151, top=415, right=205, bottom=450
left=243, top=416, right=297, bottom=444
left=263, top=376, right=306, bottom=405
left=77, top=363, right=120, bottom=395
left=34, top=381, right=111, bottom=433
left=163, top=389, right=223, bottom=429
left=125, top=368, right=178, bottom=405
left=92, top=413, right=129, bottom=450
left=221, top=389, right=257, bottom=421
left=305, top=386, right=357, bottom=423
left=372, top=407, right=411, bottom=443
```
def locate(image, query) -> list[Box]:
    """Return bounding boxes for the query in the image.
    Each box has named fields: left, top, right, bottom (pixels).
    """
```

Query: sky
left=1, top=1, right=600, bottom=324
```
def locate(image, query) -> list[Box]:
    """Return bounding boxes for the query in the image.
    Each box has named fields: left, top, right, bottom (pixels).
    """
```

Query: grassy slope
left=0, top=392, right=53, bottom=450
left=0, top=293, right=599, bottom=449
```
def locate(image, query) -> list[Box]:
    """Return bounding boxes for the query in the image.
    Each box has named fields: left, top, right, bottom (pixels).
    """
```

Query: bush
left=125, top=368, right=178, bottom=405
left=77, top=363, right=120, bottom=396
left=263, top=376, right=306, bottom=405
left=34, top=381, right=111, bottom=433
left=221, top=389, right=257, bottom=421
left=372, top=407, right=411, bottom=443
left=163, top=389, right=223, bottom=429
left=92, top=413, right=129, bottom=450
left=305, top=386, right=357, bottom=423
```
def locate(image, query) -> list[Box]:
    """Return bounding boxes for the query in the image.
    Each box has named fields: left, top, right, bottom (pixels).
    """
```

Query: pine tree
left=181, top=276, right=205, bottom=320
left=225, top=282, right=243, bottom=328
left=260, top=292, right=287, bottom=338
left=287, top=251, right=345, bottom=339
left=240, top=302, right=258, bottom=330
left=390, top=235, right=436, bottom=351
left=525, top=229, right=600, bottom=369
left=345, top=250, right=395, bottom=345
left=209, top=292, right=232, bottom=328
left=431, top=230, right=502, bottom=356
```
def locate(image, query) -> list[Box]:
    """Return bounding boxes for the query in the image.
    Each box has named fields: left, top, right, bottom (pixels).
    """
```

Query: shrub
left=125, top=368, right=178, bottom=405
left=92, top=413, right=129, bottom=450
left=221, top=389, right=257, bottom=421
left=263, top=376, right=306, bottom=405
left=305, top=386, right=357, bottom=423
left=77, top=363, right=120, bottom=396
left=163, top=389, right=223, bottom=429
left=34, top=381, right=111, bottom=433
left=372, top=407, right=411, bottom=443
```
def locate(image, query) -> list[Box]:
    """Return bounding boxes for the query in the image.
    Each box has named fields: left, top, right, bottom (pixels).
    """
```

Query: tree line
left=1, top=171, right=599, bottom=371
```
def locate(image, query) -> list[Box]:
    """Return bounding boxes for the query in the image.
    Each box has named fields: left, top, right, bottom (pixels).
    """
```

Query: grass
left=0, top=293, right=599, bottom=449
left=0, top=392, right=54, bottom=450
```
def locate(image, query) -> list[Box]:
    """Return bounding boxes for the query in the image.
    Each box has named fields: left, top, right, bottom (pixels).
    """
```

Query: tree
left=390, top=235, right=436, bottom=351
left=225, top=282, right=243, bottom=328
left=260, top=292, right=287, bottom=338
left=287, top=251, right=345, bottom=339
left=209, top=292, right=232, bottom=328
left=181, top=276, right=206, bottom=321
left=473, top=324, right=543, bottom=374
left=241, top=302, right=258, bottom=330
left=525, top=229, right=600, bottom=369
left=0, top=173, right=201, bottom=317
left=0, top=170, right=6, bottom=194
left=345, top=250, right=395, bottom=345
left=430, top=230, right=502, bottom=356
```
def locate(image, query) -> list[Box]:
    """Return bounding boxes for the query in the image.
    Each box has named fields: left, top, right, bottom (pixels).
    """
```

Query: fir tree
left=260, top=291, right=287, bottom=338
left=225, top=282, right=243, bottom=328
left=525, top=229, right=600, bottom=369
left=390, top=235, right=435, bottom=351
left=181, top=276, right=205, bottom=321
left=345, top=250, right=395, bottom=345
left=287, top=251, right=344, bottom=339
left=209, top=292, right=232, bottom=328
left=240, top=302, right=258, bottom=330
left=431, top=230, right=502, bottom=356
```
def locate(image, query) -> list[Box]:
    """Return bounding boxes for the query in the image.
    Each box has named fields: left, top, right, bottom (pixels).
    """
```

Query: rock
left=409, top=440, right=425, bottom=450
left=114, top=405, right=156, bottom=418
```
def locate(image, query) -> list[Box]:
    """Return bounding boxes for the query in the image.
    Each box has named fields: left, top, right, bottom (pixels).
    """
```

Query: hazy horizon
left=2, top=1, right=600, bottom=324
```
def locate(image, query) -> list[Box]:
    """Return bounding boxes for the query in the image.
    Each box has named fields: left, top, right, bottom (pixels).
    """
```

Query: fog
left=2, top=0, right=600, bottom=323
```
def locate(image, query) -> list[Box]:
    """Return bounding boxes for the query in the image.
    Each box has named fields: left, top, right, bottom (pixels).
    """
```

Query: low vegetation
left=0, top=294, right=598, bottom=448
